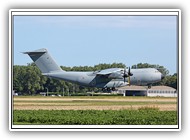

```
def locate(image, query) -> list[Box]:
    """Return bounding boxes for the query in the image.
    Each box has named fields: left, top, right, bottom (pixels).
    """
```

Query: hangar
left=118, top=86, right=177, bottom=97
left=147, top=86, right=177, bottom=97
left=118, top=86, right=147, bottom=96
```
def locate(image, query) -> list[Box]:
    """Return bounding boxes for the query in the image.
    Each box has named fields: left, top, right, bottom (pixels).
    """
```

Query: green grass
left=13, top=109, right=177, bottom=125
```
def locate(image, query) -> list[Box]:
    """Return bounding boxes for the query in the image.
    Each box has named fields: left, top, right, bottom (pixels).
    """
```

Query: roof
left=118, top=86, right=176, bottom=91
left=148, top=86, right=176, bottom=91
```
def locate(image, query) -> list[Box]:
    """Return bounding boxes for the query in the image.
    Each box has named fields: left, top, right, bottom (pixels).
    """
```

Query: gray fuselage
left=44, top=68, right=162, bottom=88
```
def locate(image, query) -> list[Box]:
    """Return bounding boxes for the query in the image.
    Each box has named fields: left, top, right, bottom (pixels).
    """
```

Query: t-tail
left=23, top=48, right=63, bottom=74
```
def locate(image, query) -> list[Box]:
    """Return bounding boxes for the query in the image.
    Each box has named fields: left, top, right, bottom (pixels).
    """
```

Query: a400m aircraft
left=23, top=48, right=164, bottom=91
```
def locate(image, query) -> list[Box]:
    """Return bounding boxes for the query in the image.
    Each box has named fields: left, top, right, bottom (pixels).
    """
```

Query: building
left=118, top=86, right=147, bottom=96
left=147, top=86, right=177, bottom=97
left=118, top=86, right=177, bottom=97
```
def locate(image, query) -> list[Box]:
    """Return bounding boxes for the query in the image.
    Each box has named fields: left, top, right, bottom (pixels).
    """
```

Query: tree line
left=13, top=62, right=177, bottom=95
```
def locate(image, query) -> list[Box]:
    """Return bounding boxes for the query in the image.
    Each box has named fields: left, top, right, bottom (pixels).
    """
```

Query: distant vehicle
left=23, top=48, right=164, bottom=91
left=13, top=90, right=18, bottom=96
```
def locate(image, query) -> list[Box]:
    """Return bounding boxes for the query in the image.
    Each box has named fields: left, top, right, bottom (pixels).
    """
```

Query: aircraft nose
left=161, top=73, right=165, bottom=80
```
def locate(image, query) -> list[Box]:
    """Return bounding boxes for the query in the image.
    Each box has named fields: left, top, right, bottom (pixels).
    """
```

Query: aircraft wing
left=96, top=68, right=122, bottom=75
left=96, top=68, right=123, bottom=79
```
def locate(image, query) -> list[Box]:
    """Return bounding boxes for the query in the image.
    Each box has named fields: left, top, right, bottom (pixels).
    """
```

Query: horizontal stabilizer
left=22, top=48, right=47, bottom=54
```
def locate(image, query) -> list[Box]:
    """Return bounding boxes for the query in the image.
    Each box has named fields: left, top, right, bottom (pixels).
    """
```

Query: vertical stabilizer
left=23, top=48, right=63, bottom=73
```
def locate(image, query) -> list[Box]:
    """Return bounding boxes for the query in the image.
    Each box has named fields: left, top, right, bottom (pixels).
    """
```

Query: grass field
left=13, top=96, right=178, bottom=125
left=13, top=96, right=177, bottom=111
left=13, top=109, right=177, bottom=125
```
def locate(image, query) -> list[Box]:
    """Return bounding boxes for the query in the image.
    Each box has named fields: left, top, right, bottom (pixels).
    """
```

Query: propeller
left=123, top=67, right=133, bottom=85
left=127, top=67, right=133, bottom=86
left=123, top=67, right=127, bottom=83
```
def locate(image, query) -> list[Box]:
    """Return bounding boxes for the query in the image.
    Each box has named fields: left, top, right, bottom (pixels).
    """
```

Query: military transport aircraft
left=23, top=48, right=164, bottom=91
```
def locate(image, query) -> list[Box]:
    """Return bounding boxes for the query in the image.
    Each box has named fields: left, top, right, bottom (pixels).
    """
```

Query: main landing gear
left=147, top=84, right=152, bottom=89
left=102, top=87, right=116, bottom=93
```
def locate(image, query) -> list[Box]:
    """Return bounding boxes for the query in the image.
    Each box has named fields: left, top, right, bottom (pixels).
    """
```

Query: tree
left=164, top=73, right=177, bottom=89
left=13, top=64, right=47, bottom=94
left=13, top=65, right=24, bottom=92
left=13, top=62, right=177, bottom=95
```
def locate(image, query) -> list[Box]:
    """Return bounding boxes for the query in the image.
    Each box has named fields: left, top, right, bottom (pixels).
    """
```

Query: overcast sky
left=13, top=15, right=177, bottom=74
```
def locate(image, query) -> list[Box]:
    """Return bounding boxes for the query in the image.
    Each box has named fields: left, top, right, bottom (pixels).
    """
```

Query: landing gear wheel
left=148, top=84, right=152, bottom=89
left=111, top=87, right=116, bottom=91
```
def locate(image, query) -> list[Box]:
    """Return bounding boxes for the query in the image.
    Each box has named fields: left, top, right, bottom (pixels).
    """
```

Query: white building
left=147, top=86, right=177, bottom=97
left=118, top=86, right=177, bottom=97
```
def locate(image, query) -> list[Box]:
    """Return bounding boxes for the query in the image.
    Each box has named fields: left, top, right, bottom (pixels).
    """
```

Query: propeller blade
left=124, top=67, right=126, bottom=83
left=128, top=67, right=133, bottom=76
left=128, top=76, right=130, bottom=86
left=128, top=67, right=130, bottom=73
left=128, top=67, right=130, bottom=85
